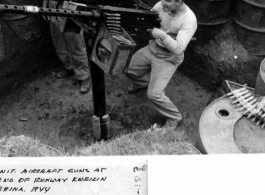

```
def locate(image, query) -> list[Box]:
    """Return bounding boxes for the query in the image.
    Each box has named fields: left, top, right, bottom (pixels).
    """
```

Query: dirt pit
left=0, top=66, right=211, bottom=154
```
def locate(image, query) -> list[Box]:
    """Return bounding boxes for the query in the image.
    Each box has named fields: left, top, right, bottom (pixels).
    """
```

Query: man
left=43, top=0, right=91, bottom=94
left=126, top=0, right=197, bottom=133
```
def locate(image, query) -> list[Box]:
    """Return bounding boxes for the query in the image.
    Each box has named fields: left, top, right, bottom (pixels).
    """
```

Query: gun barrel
left=0, top=4, right=160, bottom=29
left=0, top=4, right=101, bottom=20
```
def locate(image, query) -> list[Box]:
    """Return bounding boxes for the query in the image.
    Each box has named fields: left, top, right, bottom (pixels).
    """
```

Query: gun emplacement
left=0, top=0, right=160, bottom=140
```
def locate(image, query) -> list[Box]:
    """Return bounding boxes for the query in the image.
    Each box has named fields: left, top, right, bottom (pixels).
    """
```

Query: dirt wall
left=178, top=0, right=264, bottom=92
left=0, top=19, right=58, bottom=103
left=178, top=20, right=263, bottom=92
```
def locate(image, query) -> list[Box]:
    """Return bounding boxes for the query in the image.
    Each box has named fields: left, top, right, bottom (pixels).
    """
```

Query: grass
left=0, top=135, right=64, bottom=157
left=74, top=126, right=201, bottom=156
left=0, top=126, right=201, bottom=157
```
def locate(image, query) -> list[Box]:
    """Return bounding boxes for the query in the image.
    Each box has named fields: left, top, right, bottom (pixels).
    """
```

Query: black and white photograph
left=0, top=0, right=265, bottom=194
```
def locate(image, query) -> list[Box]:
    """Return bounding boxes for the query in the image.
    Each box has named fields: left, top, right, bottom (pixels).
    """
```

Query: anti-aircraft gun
left=0, top=1, right=159, bottom=31
left=0, top=0, right=160, bottom=140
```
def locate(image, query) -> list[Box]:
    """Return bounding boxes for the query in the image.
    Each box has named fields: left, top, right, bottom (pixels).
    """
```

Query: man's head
left=161, top=0, right=183, bottom=13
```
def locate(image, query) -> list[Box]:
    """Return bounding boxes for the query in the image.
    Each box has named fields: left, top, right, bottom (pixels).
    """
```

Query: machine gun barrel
left=0, top=4, right=101, bottom=20
left=0, top=3, right=160, bottom=29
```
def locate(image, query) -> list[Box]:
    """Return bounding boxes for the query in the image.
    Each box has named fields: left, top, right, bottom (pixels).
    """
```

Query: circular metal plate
left=199, top=96, right=243, bottom=154
left=235, top=117, right=265, bottom=153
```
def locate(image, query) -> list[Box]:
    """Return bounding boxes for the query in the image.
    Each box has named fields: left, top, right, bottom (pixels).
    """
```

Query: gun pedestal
left=84, top=23, right=136, bottom=141
left=81, top=24, right=107, bottom=141
left=90, top=60, right=108, bottom=141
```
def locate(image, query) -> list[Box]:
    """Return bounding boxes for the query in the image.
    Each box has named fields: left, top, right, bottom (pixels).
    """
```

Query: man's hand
left=146, top=28, right=167, bottom=40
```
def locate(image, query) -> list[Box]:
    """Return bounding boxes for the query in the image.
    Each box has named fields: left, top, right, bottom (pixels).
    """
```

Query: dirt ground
left=0, top=65, right=211, bottom=154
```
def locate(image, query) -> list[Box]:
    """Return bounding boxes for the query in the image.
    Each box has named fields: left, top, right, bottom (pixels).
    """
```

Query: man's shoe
left=80, top=78, right=91, bottom=94
left=128, top=84, right=147, bottom=94
left=160, top=119, right=183, bottom=135
left=56, top=69, right=74, bottom=79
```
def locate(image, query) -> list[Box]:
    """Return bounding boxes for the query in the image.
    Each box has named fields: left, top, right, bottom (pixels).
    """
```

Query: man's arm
left=151, top=5, right=197, bottom=55
left=162, top=22, right=197, bottom=54
left=151, top=20, right=196, bottom=55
